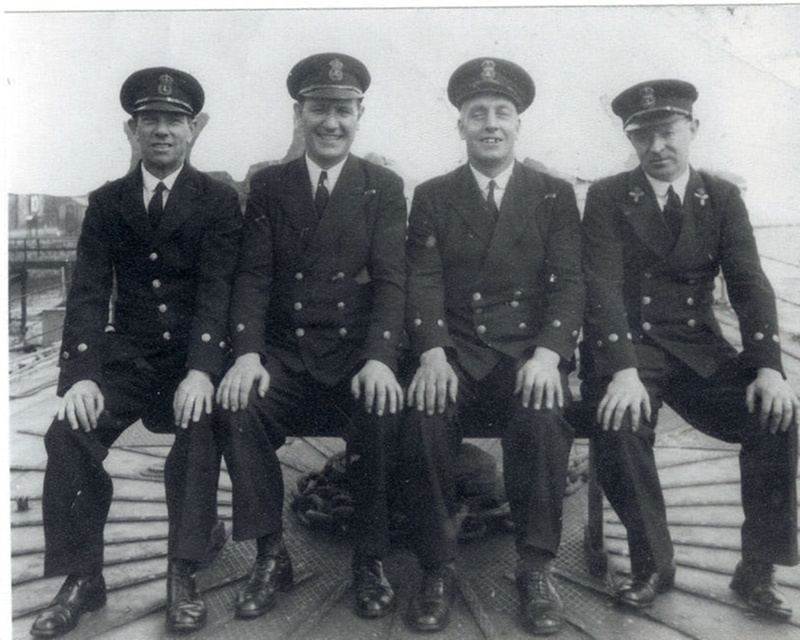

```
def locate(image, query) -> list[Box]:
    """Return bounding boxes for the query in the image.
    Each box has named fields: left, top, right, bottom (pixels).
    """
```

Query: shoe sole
left=234, top=579, right=294, bottom=619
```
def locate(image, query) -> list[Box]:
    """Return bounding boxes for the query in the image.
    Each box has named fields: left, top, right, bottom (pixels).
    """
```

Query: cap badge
left=480, top=60, right=497, bottom=81
left=640, top=86, right=656, bottom=109
left=157, top=73, right=174, bottom=97
left=328, top=58, right=344, bottom=82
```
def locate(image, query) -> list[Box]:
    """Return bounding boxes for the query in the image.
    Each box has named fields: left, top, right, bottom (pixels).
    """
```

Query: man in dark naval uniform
left=581, top=79, right=799, bottom=617
left=30, top=68, right=242, bottom=638
left=402, top=58, right=584, bottom=635
left=216, top=53, right=406, bottom=622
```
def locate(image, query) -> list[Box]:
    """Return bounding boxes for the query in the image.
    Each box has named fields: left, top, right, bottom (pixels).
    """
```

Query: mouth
left=479, top=137, right=503, bottom=145
left=317, top=133, right=344, bottom=143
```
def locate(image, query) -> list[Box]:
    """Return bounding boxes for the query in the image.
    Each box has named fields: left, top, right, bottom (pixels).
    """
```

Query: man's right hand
left=407, top=347, right=458, bottom=416
left=57, top=380, right=105, bottom=432
left=598, top=367, right=651, bottom=431
left=216, top=353, right=270, bottom=412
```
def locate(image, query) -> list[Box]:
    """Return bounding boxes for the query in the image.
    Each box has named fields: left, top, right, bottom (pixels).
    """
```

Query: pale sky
left=4, top=5, right=800, bottom=223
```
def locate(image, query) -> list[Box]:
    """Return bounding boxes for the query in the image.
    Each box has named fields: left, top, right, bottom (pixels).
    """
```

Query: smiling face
left=130, top=111, right=196, bottom=179
left=294, top=97, right=364, bottom=169
left=458, top=93, right=520, bottom=177
left=627, top=116, right=698, bottom=183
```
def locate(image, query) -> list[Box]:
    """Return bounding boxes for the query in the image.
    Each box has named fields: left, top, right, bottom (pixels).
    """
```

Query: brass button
left=295, top=272, right=304, bottom=281
left=642, top=322, right=652, bottom=331
left=472, top=292, right=482, bottom=301
left=201, top=333, right=211, bottom=342
left=642, top=296, right=652, bottom=305
left=608, top=333, right=619, bottom=343
left=339, top=328, right=348, bottom=337
left=552, top=319, right=562, bottom=328
left=519, top=322, right=527, bottom=330
left=754, top=332, right=764, bottom=341
left=510, top=300, right=519, bottom=308
left=414, top=318, right=422, bottom=326
left=149, top=252, right=158, bottom=261
left=236, top=323, right=245, bottom=332
left=152, top=279, right=162, bottom=289
left=337, top=301, right=345, bottom=310
left=687, top=319, right=696, bottom=328
left=294, top=302, right=303, bottom=311
left=476, top=325, right=487, bottom=334
left=296, top=328, right=305, bottom=337
left=163, top=331, right=172, bottom=341
left=158, top=304, right=167, bottom=313
left=77, top=343, right=88, bottom=352
left=686, top=297, right=695, bottom=306
left=383, top=331, right=391, bottom=340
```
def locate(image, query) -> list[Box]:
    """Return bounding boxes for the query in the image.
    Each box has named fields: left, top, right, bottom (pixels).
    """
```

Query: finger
left=424, top=379, right=437, bottom=415
left=74, top=397, right=91, bottom=432
left=543, top=381, right=555, bottom=411
left=192, top=395, right=205, bottom=424
left=597, top=395, right=610, bottom=426
left=612, top=402, right=626, bottom=432
left=65, top=400, right=79, bottom=431
left=95, top=392, right=105, bottom=422
left=257, top=372, right=270, bottom=398
left=205, top=392, right=214, bottom=415
left=448, top=375, right=458, bottom=404
left=642, top=395, right=652, bottom=424
left=436, top=376, right=449, bottom=414
left=374, top=383, right=387, bottom=417
left=514, top=369, right=524, bottom=396
left=351, top=375, right=361, bottom=400
left=554, top=381, right=564, bottom=409
left=759, top=395, right=773, bottom=429
left=57, top=399, right=67, bottom=422
left=745, top=384, right=756, bottom=414
left=630, top=403, right=641, bottom=432
left=365, top=380, right=377, bottom=415
left=238, top=377, right=253, bottom=412
left=387, top=384, right=399, bottom=415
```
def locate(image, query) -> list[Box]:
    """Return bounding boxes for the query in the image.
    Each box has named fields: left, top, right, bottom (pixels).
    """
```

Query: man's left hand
left=515, top=346, right=563, bottom=410
left=747, top=367, right=800, bottom=433
left=351, top=359, right=403, bottom=416
left=173, top=369, right=214, bottom=429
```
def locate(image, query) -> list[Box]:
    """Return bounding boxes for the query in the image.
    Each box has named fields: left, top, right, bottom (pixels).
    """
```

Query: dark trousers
left=43, top=358, right=224, bottom=577
left=402, top=358, right=575, bottom=567
left=582, top=345, right=799, bottom=577
left=221, top=358, right=400, bottom=562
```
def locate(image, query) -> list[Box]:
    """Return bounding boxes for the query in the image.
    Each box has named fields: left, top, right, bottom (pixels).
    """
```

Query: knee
left=44, top=417, right=75, bottom=455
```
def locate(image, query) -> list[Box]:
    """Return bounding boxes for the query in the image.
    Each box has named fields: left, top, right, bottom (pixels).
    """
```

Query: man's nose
left=648, top=134, right=667, bottom=153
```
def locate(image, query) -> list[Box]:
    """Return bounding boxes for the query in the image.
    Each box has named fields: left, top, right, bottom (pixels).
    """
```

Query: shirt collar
left=645, top=167, right=691, bottom=203
left=469, top=161, right=514, bottom=193
left=141, top=163, right=183, bottom=193
left=305, top=154, right=348, bottom=193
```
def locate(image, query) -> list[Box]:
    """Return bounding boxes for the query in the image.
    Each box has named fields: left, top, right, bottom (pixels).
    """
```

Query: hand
left=57, top=380, right=105, bottom=432
left=514, top=347, right=563, bottom=410
left=173, top=369, right=214, bottom=429
left=216, top=353, right=270, bottom=412
left=746, top=368, right=800, bottom=434
left=598, top=367, right=652, bottom=431
left=407, top=347, right=458, bottom=416
left=351, top=359, right=403, bottom=416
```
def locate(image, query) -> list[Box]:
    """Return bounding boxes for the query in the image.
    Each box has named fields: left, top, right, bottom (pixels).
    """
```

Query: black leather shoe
left=730, top=560, right=792, bottom=620
left=517, top=568, right=564, bottom=636
left=235, top=542, right=294, bottom=619
left=407, top=563, right=456, bottom=632
left=616, top=562, right=676, bottom=609
left=30, top=574, right=106, bottom=639
left=166, top=560, right=207, bottom=633
left=353, top=558, right=395, bottom=619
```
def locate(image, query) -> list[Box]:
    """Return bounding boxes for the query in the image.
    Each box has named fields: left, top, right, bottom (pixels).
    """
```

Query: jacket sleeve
left=57, top=192, right=115, bottom=395
left=405, top=182, right=456, bottom=358
left=186, top=183, right=243, bottom=377
left=581, top=182, right=639, bottom=377
left=533, top=180, right=585, bottom=362
left=361, top=170, right=408, bottom=371
left=229, top=174, right=273, bottom=360
left=715, top=181, right=784, bottom=375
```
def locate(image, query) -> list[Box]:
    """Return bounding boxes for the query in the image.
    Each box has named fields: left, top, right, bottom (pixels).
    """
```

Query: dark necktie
left=663, top=185, right=683, bottom=242
left=314, top=171, right=329, bottom=218
left=148, top=182, right=166, bottom=230
left=486, top=180, right=499, bottom=220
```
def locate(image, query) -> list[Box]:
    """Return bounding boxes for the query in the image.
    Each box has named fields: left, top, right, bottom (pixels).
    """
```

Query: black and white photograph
left=4, top=4, right=800, bottom=639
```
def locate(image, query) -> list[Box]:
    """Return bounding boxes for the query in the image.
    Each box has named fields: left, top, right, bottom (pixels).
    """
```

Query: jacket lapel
left=621, top=167, right=674, bottom=259
left=151, top=165, right=203, bottom=246
left=303, top=155, right=366, bottom=265
left=115, top=167, right=153, bottom=243
left=446, top=164, right=496, bottom=244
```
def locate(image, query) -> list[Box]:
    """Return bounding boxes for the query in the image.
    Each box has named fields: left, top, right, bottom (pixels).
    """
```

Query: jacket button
left=552, top=319, right=562, bottom=328
left=513, top=290, right=522, bottom=298
left=596, top=340, right=603, bottom=347
left=472, top=292, right=482, bottom=301
left=572, top=330, right=579, bottom=337
left=149, top=252, right=158, bottom=261
left=339, top=328, right=348, bottom=337
left=62, top=351, right=70, bottom=359
left=608, top=333, right=619, bottom=342
left=77, top=343, right=88, bottom=352
left=519, top=322, right=527, bottom=330
left=236, top=323, right=245, bottom=332
left=294, top=302, right=303, bottom=310
left=414, top=318, right=422, bottom=326
left=642, top=322, right=652, bottom=331
left=163, top=332, right=172, bottom=341
left=642, top=296, right=652, bottom=305
left=201, top=333, right=211, bottom=342
left=337, top=301, right=345, bottom=309
left=437, top=319, right=444, bottom=327
left=383, top=331, right=391, bottom=340
left=644, top=272, right=652, bottom=279
left=686, top=297, right=695, bottom=306
left=754, top=332, right=764, bottom=341
left=687, top=319, right=696, bottom=328
left=772, top=334, right=780, bottom=343
left=219, top=341, right=226, bottom=348
left=152, top=279, right=162, bottom=289
left=295, top=272, right=304, bottom=281
left=476, top=325, right=487, bottom=334
left=296, top=328, right=305, bottom=337
left=510, top=300, right=519, bottom=308
left=158, top=304, right=167, bottom=313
